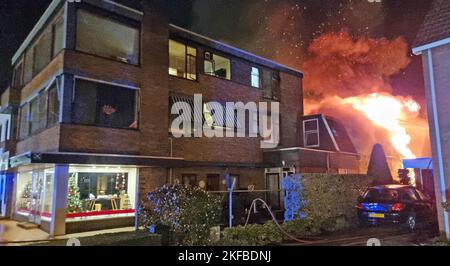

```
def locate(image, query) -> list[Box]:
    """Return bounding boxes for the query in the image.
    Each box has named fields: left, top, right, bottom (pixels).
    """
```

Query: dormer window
left=304, top=119, right=320, bottom=148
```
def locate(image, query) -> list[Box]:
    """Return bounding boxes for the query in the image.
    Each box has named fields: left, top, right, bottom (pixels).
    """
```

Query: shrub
left=220, top=222, right=283, bottom=246
left=139, top=184, right=222, bottom=246
left=282, top=218, right=321, bottom=239
left=299, top=174, right=370, bottom=232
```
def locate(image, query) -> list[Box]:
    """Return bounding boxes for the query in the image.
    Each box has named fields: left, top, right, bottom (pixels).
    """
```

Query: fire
left=342, top=93, right=420, bottom=159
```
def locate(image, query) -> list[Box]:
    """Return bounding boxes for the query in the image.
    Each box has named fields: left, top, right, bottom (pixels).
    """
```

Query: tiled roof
left=414, top=0, right=450, bottom=47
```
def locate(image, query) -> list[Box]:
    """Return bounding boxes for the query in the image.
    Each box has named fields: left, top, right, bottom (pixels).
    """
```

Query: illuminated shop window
left=15, top=169, right=54, bottom=222
left=66, top=166, right=137, bottom=221
left=251, top=67, right=261, bottom=88
left=169, top=40, right=197, bottom=80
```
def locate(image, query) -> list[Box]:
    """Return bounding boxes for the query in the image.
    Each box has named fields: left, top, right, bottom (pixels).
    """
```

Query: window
left=304, top=119, right=319, bottom=147
left=13, top=61, right=24, bottom=88
left=251, top=67, right=260, bottom=88
left=182, top=174, right=198, bottom=187
left=47, top=84, right=60, bottom=126
left=33, top=31, right=52, bottom=76
left=30, top=90, right=48, bottom=134
left=66, top=166, right=137, bottom=221
left=72, top=79, right=139, bottom=129
left=76, top=9, right=140, bottom=65
left=169, top=40, right=197, bottom=80
left=52, top=16, right=64, bottom=57
left=18, top=103, right=30, bottom=139
left=204, top=52, right=231, bottom=80
left=262, top=70, right=280, bottom=100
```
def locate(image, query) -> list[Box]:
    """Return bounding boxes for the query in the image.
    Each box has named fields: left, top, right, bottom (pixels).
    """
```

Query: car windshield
left=363, top=188, right=400, bottom=201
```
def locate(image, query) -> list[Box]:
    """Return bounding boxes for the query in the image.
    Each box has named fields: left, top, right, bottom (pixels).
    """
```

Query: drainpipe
left=426, top=49, right=450, bottom=238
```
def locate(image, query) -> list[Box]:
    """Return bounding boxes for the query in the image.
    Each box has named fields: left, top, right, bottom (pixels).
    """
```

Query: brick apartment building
left=0, top=0, right=360, bottom=236
left=413, top=0, right=450, bottom=239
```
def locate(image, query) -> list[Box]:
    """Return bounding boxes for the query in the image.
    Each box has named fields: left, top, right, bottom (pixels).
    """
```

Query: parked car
left=357, top=185, right=436, bottom=231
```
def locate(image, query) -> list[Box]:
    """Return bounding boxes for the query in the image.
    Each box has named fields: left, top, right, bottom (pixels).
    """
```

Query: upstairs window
left=204, top=52, right=231, bottom=80
left=304, top=119, right=320, bottom=148
left=169, top=40, right=197, bottom=80
left=76, top=9, right=140, bottom=65
left=52, top=16, right=64, bottom=57
left=18, top=81, right=61, bottom=140
left=251, top=67, right=261, bottom=88
left=33, top=31, right=52, bottom=76
left=262, top=70, right=281, bottom=100
left=72, top=79, right=139, bottom=129
left=12, top=61, right=24, bottom=88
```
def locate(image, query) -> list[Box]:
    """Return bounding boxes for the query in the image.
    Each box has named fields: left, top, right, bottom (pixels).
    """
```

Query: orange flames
left=342, top=93, right=420, bottom=159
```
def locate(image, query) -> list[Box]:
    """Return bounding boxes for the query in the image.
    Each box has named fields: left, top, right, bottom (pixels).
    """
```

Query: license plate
left=369, top=213, right=385, bottom=219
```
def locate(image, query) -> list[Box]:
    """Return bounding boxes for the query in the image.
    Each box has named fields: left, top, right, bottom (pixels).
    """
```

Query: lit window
left=169, top=40, right=197, bottom=80
left=304, top=119, right=320, bottom=147
left=66, top=166, right=137, bottom=221
left=76, top=9, right=140, bottom=65
left=251, top=67, right=260, bottom=88
left=204, top=52, right=231, bottom=80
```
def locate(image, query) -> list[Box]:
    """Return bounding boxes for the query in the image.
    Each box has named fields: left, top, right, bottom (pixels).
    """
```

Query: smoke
left=302, top=31, right=411, bottom=99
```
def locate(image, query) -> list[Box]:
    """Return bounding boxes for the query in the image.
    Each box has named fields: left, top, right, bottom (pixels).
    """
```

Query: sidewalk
left=0, top=220, right=50, bottom=246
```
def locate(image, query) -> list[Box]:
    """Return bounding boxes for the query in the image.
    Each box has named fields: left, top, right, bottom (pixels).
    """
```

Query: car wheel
left=405, top=213, right=417, bottom=231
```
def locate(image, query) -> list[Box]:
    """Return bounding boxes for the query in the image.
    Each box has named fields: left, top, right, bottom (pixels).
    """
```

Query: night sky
left=0, top=0, right=432, bottom=101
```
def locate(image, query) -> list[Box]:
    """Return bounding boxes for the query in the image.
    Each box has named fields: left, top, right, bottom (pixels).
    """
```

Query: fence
left=209, top=189, right=284, bottom=226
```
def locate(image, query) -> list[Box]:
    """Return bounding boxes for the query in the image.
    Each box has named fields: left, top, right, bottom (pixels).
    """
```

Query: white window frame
left=303, top=118, right=320, bottom=148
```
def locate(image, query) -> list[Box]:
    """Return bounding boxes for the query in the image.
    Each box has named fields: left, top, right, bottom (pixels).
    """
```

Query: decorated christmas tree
left=68, top=173, right=84, bottom=213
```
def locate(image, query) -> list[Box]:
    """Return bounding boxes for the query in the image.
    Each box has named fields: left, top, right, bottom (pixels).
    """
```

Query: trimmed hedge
left=300, top=174, right=370, bottom=232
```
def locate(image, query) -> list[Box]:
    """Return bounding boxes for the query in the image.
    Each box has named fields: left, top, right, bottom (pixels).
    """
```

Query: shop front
left=9, top=152, right=183, bottom=236
left=13, top=164, right=138, bottom=234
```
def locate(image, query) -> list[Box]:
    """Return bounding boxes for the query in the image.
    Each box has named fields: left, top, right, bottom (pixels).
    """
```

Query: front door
left=266, top=173, right=282, bottom=210
left=29, top=171, right=45, bottom=225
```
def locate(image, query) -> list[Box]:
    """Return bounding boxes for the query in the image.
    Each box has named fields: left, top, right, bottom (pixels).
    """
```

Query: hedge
left=300, top=174, right=370, bottom=232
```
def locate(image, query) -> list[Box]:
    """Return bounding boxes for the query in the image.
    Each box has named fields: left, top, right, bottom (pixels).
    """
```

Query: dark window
left=47, top=84, right=60, bottom=126
left=76, top=9, right=140, bottom=65
left=13, top=61, right=24, bottom=88
left=401, top=188, right=419, bottom=201
left=33, top=31, right=52, bottom=76
left=18, top=103, right=30, bottom=139
left=262, top=70, right=280, bottom=100
left=182, top=174, right=198, bottom=187
left=30, top=90, right=48, bottom=134
left=72, top=79, right=138, bottom=129
left=52, top=16, right=64, bottom=57
left=363, top=188, right=400, bottom=201
left=206, top=174, right=221, bottom=191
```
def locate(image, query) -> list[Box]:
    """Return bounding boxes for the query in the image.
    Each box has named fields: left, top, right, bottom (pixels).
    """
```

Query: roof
left=403, top=158, right=433, bottom=170
left=303, top=114, right=358, bottom=154
left=414, top=0, right=450, bottom=48
left=169, top=24, right=303, bottom=78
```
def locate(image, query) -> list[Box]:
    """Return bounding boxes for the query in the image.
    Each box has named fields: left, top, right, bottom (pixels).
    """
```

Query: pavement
left=0, top=220, right=50, bottom=245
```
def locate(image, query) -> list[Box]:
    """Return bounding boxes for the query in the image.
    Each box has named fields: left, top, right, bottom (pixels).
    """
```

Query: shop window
left=15, top=169, right=54, bottom=222
left=169, top=40, right=197, bottom=80
left=304, top=119, right=320, bottom=147
left=204, top=52, right=231, bottom=80
left=52, top=16, right=64, bottom=57
left=72, top=79, right=139, bottom=129
left=33, top=31, right=52, bottom=76
left=67, top=167, right=137, bottom=221
left=76, top=9, right=140, bottom=65
left=251, top=67, right=261, bottom=88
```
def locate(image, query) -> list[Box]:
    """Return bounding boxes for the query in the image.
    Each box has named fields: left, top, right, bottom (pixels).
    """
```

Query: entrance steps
left=17, top=222, right=39, bottom=230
